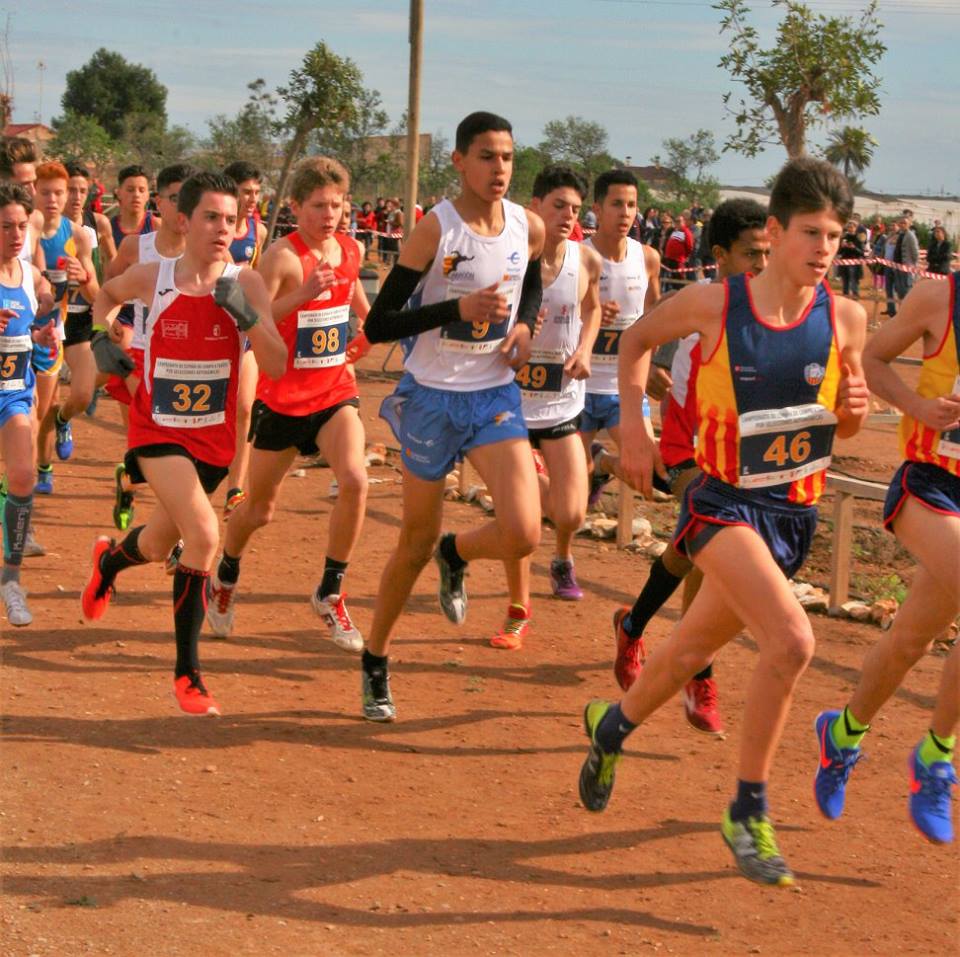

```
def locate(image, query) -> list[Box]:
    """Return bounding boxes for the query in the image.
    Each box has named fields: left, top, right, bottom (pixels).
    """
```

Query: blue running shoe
left=35, top=467, right=54, bottom=495
left=55, top=415, right=74, bottom=460
left=814, top=709, right=862, bottom=820
left=909, top=746, right=956, bottom=844
left=85, top=389, right=101, bottom=417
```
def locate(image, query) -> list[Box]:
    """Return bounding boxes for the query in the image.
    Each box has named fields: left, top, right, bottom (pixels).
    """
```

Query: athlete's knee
left=335, top=465, right=368, bottom=503
left=5, top=463, right=34, bottom=496
left=549, top=496, right=585, bottom=534
left=767, top=615, right=815, bottom=675
left=498, top=518, right=540, bottom=559
left=246, top=496, right=277, bottom=530
left=184, top=512, right=220, bottom=564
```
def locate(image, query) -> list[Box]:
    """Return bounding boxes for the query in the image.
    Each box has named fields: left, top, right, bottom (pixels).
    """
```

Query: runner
left=220, top=160, right=269, bottom=520
left=80, top=171, right=286, bottom=715
left=493, top=164, right=601, bottom=648
left=575, top=157, right=870, bottom=886
left=359, top=111, right=545, bottom=721
left=814, top=276, right=959, bottom=844
left=33, top=162, right=99, bottom=491
left=206, top=156, right=370, bottom=650
left=0, top=185, right=56, bottom=626
left=580, top=169, right=660, bottom=505
left=610, top=198, right=770, bottom=735
left=0, top=137, right=45, bottom=267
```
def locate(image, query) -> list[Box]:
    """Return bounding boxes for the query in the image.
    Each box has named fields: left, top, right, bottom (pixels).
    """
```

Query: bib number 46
left=762, top=430, right=812, bottom=468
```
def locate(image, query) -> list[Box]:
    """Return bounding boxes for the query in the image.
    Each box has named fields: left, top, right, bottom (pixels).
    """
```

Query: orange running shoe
left=173, top=673, right=221, bottom=716
left=531, top=448, right=548, bottom=477
left=223, top=487, right=246, bottom=522
left=490, top=603, right=531, bottom=650
left=81, top=536, right=115, bottom=621
left=613, top=607, right=646, bottom=691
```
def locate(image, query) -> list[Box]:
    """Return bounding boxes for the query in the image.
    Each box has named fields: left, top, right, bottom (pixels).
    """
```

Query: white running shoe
left=2, top=580, right=32, bottom=626
left=205, top=573, right=237, bottom=639
left=23, top=526, right=45, bottom=557
left=311, top=591, right=363, bottom=652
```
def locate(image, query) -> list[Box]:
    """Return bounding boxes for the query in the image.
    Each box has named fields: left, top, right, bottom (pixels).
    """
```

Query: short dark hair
left=117, top=164, right=150, bottom=187
left=768, top=157, right=853, bottom=228
left=455, top=111, right=512, bottom=154
left=0, top=183, right=33, bottom=213
left=177, top=171, right=238, bottom=218
left=65, top=161, right=91, bottom=180
left=157, top=163, right=197, bottom=193
left=0, top=137, right=37, bottom=177
left=593, top=168, right=638, bottom=204
left=532, top=164, right=588, bottom=201
left=223, top=161, right=262, bottom=185
left=706, top=198, right=768, bottom=252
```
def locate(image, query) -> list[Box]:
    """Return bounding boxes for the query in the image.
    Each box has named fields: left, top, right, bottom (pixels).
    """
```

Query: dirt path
left=2, top=349, right=957, bottom=956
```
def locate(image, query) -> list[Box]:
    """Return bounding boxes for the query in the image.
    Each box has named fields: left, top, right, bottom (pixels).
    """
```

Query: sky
left=8, top=0, right=960, bottom=196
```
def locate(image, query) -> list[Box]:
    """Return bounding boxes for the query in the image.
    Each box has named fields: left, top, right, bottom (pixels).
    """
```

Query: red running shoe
left=682, top=676, right=724, bottom=735
left=81, top=536, right=115, bottom=621
left=613, top=607, right=645, bottom=691
left=174, top=673, right=221, bottom=716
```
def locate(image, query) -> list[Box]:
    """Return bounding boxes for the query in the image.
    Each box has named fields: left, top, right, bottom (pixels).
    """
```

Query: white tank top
left=401, top=197, right=529, bottom=391
left=18, top=224, right=32, bottom=264
left=584, top=236, right=648, bottom=396
left=132, top=232, right=178, bottom=351
left=519, top=240, right=585, bottom=427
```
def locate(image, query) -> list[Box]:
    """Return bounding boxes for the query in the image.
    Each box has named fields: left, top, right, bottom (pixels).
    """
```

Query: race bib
left=937, top=375, right=960, bottom=460
left=516, top=348, right=565, bottom=394
left=0, top=334, right=31, bottom=391
left=151, top=357, right=230, bottom=428
left=441, top=278, right=517, bottom=354
left=294, top=304, right=348, bottom=369
left=591, top=318, right=635, bottom=366
left=738, top=403, right=837, bottom=489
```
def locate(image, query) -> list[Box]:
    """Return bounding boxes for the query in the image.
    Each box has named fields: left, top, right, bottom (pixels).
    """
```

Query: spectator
left=662, top=212, right=694, bottom=291
left=892, top=214, right=920, bottom=305
left=837, top=220, right=865, bottom=299
left=356, top=201, right=377, bottom=253
left=869, top=220, right=887, bottom=295
left=582, top=208, right=597, bottom=233
left=697, top=208, right=716, bottom=277
left=926, top=225, right=952, bottom=275
left=883, top=221, right=900, bottom=316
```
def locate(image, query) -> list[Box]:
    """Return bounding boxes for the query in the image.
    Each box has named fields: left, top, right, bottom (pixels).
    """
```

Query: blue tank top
left=39, top=216, right=76, bottom=325
left=0, top=261, right=39, bottom=397
left=229, top=217, right=258, bottom=265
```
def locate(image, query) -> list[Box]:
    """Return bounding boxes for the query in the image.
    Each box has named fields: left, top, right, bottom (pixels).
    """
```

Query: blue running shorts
left=883, top=461, right=960, bottom=531
left=580, top=393, right=621, bottom=434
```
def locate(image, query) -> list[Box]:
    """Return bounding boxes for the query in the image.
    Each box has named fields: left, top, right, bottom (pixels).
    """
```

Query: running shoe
left=112, top=463, right=135, bottom=531
left=85, top=388, right=100, bottom=417
left=908, top=745, right=956, bottom=844
left=434, top=535, right=467, bottom=625
left=311, top=591, right=363, bottom=652
left=813, top=709, right=862, bottom=820
left=35, top=467, right=53, bottom=495
left=490, top=603, right=530, bottom=650
left=362, top=663, right=396, bottom=722
left=173, top=672, right=221, bottom=716
left=613, top=607, right=645, bottom=692
left=55, top=414, right=74, bottom=460
left=549, top=558, right=583, bottom=600
left=587, top=441, right=613, bottom=507
left=683, top=676, right=724, bottom=735
left=81, top=536, right=114, bottom=621
left=578, top=699, right=622, bottom=812
left=720, top=808, right=795, bottom=887
left=1, top=580, right=32, bottom=626
left=223, top=487, right=246, bottom=522
left=23, top=526, right=45, bottom=558
left=205, top=573, right=237, bottom=639
left=165, top=541, right=183, bottom=576
left=531, top=448, right=548, bottom=477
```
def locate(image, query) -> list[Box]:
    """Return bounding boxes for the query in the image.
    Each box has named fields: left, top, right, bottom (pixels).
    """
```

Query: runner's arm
left=92, top=263, right=158, bottom=331
left=95, top=213, right=117, bottom=268
left=105, top=234, right=138, bottom=280
left=72, top=224, right=99, bottom=302
left=833, top=296, right=870, bottom=438
left=236, top=269, right=287, bottom=380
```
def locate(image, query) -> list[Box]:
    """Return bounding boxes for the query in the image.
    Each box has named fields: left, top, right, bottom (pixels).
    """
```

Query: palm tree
left=823, top=127, right=878, bottom=181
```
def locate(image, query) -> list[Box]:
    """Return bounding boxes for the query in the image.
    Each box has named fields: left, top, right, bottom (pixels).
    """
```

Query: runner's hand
left=837, top=362, right=870, bottom=420
left=619, top=424, right=667, bottom=498
left=564, top=345, right=591, bottom=380
left=214, top=276, right=260, bottom=331
left=600, top=300, right=620, bottom=326
left=0, top=308, right=14, bottom=334
left=345, top=331, right=372, bottom=364
left=915, top=393, right=960, bottom=431
left=301, top=262, right=336, bottom=301
left=458, top=282, right=510, bottom=325
left=31, top=323, right=58, bottom=349
left=646, top=365, right=673, bottom=400
left=499, top=322, right=532, bottom=369
left=91, top=330, right=135, bottom=376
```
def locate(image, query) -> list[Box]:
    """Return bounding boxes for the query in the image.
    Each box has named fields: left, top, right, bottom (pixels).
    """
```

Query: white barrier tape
left=833, top=256, right=952, bottom=280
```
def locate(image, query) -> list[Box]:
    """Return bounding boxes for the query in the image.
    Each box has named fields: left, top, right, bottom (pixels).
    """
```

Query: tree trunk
left=266, top=127, right=308, bottom=245
left=771, top=92, right=808, bottom=159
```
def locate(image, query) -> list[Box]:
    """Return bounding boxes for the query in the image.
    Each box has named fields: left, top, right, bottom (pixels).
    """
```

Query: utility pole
left=402, top=0, right=423, bottom=246
left=36, top=60, right=46, bottom=124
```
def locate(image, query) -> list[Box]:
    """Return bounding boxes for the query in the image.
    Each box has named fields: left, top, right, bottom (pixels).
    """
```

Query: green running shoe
left=113, top=463, right=135, bottom=531
left=578, top=699, right=622, bottom=812
left=721, top=809, right=795, bottom=886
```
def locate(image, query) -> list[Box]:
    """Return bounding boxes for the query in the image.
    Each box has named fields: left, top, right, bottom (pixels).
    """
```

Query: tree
left=267, top=42, right=366, bottom=241
left=60, top=48, right=167, bottom=140
left=539, top=116, right=620, bottom=182
left=202, top=79, right=281, bottom=180
left=652, top=128, right=721, bottom=207
left=823, top=126, right=877, bottom=181
left=117, top=113, right=196, bottom=171
left=48, top=112, right=116, bottom=173
left=509, top=144, right=551, bottom=204
left=715, top=0, right=885, bottom=159
left=418, top=133, right=458, bottom=201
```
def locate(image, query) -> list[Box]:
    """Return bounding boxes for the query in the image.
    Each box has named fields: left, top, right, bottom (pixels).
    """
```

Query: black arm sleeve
left=363, top=264, right=461, bottom=344
left=514, top=257, right=543, bottom=335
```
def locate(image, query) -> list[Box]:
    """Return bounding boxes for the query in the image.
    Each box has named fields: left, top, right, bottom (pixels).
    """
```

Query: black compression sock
left=438, top=532, right=466, bottom=572
left=362, top=649, right=388, bottom=673
left=217, top=551, right=242, bottom=585
left=693, top=663, right=713, bottom=681
left=625, top=557, right=683, bottom=639
left=729, top=780, right=767, bottom=822
left=100, top=526, right=148, bottom=585
left=173, top=564, right=209, bottom=679
left=318, top=557, right=349, bottom=598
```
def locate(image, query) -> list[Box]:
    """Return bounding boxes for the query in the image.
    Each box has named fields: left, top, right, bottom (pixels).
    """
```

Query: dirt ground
left=2, top=345, right=958, bottom=957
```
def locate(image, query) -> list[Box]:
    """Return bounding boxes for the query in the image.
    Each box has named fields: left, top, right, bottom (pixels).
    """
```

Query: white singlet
left=519, top=240, right=584, bottom=427
left=401, top=197, right=529, bottom=391
left=132, top=232, right=179, bottom=351
left=583, top=235, right=648, bottom=395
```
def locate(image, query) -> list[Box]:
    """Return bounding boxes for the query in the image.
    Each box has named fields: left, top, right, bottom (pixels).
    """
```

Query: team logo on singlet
left=443, top=251, right=475, bottom=277
left=803, top=362, right=826, bottom=386
left=162, top=319, right=189, bottom=340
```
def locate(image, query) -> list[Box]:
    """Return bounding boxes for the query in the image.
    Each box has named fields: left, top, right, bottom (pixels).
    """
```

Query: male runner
left=814, top=276, right=960, bottom=844
left=492, top=164, right=601, bottom=648
left=0, top=185, right=56, bottom=626
left=611, top=198, right=770, bottom=734
left=359, top=111, right=545, bottom=721
left=576, top=157, right=870, bottom=886
left=65, top=161, right=117, bottom=280
left=220, top=160, right=268, bottom=519
left=81, top=171, right=286, bottom=715
left=0, top=138, right=45, bottom=265
left=110, top=164, right=159, bottom=248
left=34, top=162, right=99, bottom=488
left=206, top=156, right=370, bottom=649
left=580, top=169, right=660, bottom=504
